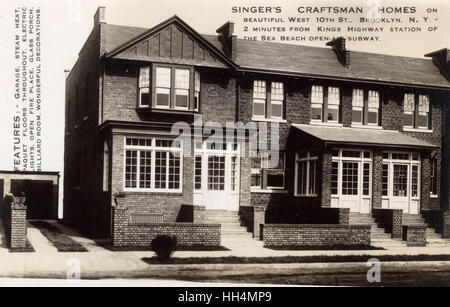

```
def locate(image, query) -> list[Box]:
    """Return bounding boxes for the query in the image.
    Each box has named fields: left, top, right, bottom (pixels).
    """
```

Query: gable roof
left=100, top=20, right=450, bottom=89
left=104, top=15, right=237, bottom=68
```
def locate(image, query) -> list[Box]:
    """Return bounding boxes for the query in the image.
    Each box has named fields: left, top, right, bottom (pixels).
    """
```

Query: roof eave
left=237, top=66, right=450, bottom=91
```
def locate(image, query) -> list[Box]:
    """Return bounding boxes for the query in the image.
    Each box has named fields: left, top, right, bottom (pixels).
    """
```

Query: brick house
left=64, top=7, right=450, bottom=244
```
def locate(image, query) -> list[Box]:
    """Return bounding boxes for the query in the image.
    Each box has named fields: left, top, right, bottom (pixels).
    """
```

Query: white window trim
left=174, top=68, right=190, bottom=111
left=294, top=152, right=318, bottom=197
left=123, top=137, right=183, bottom=193
left=382, top=151, right=421, bottom=200
left=331, top=149, right=373, bottom=197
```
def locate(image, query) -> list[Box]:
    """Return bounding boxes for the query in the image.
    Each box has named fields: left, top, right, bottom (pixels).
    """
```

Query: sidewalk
left=0, top=220, right=449, bottom=280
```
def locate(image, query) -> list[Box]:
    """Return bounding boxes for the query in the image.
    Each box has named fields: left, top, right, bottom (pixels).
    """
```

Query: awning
left=292, top=124, right=437, bottom=149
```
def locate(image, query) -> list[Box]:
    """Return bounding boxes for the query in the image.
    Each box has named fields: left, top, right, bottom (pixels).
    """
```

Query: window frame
left=430, top=158, right=438, bottom=197
left=251, top=151, right=287, bottom=192
left=138, top=67, right=151, bottom=108
left=351, top=89, right=381, bottom=126
left=252, top=80, right=285, bottom=121
left=123, top=137, right=183, bottom=193
left=295, top=151, right=318, bottom=197
left=137, top=64, right=199, bottom=111
left=310, top=85, right=341, bottom=124
left=403, top=93, right=431, bottom=130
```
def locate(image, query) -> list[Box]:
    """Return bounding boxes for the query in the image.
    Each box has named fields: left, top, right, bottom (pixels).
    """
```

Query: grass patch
left=142, top=254, right=450, bottom=265
left=98, top=243, right=229, bottom=252
left=9, top=239, right=35, bottom=253
left=267, top=245, right=384, bottom=251
left=30, top=221, right=88, bottom=252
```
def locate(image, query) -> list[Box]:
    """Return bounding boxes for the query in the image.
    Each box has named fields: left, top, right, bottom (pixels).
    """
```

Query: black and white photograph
left=0, top=0, right=449, bottom=291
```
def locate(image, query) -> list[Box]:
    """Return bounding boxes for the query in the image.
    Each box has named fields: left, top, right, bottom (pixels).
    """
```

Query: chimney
left=216, top=21, right=236, bottom=61
left=94, top=7, right=106, bottom=26
left=64, top=69, right=71, bottom=78
left=326, top=37, right=350, bottom=68
left=425, top=48, right=450, bottom=81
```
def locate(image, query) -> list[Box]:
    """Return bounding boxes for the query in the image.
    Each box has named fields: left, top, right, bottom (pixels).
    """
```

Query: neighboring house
left=64, top=7, right=450, bottom=242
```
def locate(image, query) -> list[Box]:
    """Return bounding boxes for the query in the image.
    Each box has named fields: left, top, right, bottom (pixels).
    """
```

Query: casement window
left=124, top=137, right=182, bottom=192
left=430, top=159, right=437, bottom=196
left=310, top=85, right=341, bottom=123
left=352, top=89, right=380, bottom=126
left=295, top=151, right=318, bottom=196
left=253, top=80, right=285, bottom=120
left=194, top=71, right=201, bottom=111
left=404, top=94, right=430, bottom=129
left=251, top=152, right=286, bottom=190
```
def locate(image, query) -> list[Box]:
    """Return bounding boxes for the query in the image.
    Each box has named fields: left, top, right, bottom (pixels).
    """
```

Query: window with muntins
left=139, top=67, right=151, bottom=107
left=295, top=151, right=318, bottom=196
left=311, top=85, right=341, bottom=123
left=253, top=80, right=285, bottom=120
left=352, top=89, right=380, bottom=126
left=125, top=137, right=182, bottom=192
left=403, top=93, right=430, bottom=129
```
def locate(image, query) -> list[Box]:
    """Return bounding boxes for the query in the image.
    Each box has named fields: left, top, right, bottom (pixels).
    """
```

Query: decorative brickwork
left=402, top=225, right=427, bottom=247
left=443, top=211, right=450, bottom=238
left=112, top=203, right=220, bottom=247
left=372, top=150, right=383, bottom=209
left=320, top=150, right=332, bottom=208
left=253, top=205, right=266, bottom=239
left=262, top=224, right=371, bottom=247
left=338, top=208, right=350, bottom=225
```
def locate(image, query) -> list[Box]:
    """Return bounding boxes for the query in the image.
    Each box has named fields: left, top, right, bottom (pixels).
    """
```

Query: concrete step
left=403, top=218, right=426, bottom=223
left=372, top=239, right=407, bottom=247
left=371, top=233, right=391, bottom=239
left=402, top=222, right=428, bottom=226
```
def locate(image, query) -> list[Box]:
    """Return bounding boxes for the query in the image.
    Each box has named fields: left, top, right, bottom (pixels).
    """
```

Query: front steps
left=403, top=214, right=450, bottom=246
left=205, top=210, right=254, bottom=241
left=349, top=213, right=406, bottom=247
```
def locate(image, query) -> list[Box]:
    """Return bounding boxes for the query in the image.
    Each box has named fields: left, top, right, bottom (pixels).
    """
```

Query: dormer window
left=404, top=93, right=430, bottom=130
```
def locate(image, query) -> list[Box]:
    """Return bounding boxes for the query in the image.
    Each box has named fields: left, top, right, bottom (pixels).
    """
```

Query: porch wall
left=110, top=134, right=194, bottom=223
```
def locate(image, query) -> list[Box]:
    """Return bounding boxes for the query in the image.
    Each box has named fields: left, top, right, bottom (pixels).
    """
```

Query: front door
left=339, top=161, right=362, bottom=213
left=390, top=164, right=409, bottom=211
left=193, top=142, right=240, bottom=211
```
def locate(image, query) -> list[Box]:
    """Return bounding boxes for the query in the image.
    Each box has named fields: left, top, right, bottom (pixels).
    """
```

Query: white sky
left=0, top=0, right=449, bottom=211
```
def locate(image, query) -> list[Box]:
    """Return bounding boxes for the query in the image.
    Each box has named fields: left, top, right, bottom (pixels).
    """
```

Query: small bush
left=151, top=235, right=177, bottom=261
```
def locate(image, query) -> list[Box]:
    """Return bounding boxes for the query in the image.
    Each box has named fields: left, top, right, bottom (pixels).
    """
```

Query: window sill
left=137, top=107, right=200, bottom=116
left=430, top=195, right=439, bottom=199
left=310, top=121, right=343, bottom=127
left=294, top=194, right=318, bottom=198
left=351, top=124, right=382, bottom=130
left=251, top=117, right=287, bottom=123
left=123, top=190, right=183, bottom=195
left=251, top=189, right=288, bottom=194
left=403, top=127, right=433, bottom=134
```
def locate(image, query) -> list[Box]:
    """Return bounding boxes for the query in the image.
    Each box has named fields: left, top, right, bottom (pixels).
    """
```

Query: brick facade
left=403, top=225, right=427, bottom=247
left=64, top=8, right=449, bottom=245
left=262, top=224, right=371, bottom=247
left=2, top=195, right=27, bottom=250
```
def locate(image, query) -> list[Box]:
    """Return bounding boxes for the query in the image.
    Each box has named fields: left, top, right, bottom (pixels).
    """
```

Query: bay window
left=252, top=80, right=285, bottom=120
left=125, top=137, right=182, bottom=192
left=295, top=151, right=318, bottom=196
left=139, top=65, right=200, bottom=111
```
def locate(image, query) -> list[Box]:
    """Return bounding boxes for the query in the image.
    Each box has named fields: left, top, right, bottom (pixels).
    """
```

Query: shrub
left=151, top=235, right=177, bottom=261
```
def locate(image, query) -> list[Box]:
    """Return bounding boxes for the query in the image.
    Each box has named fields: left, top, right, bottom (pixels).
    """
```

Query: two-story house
left=64, top=7, right=450, bottom=244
